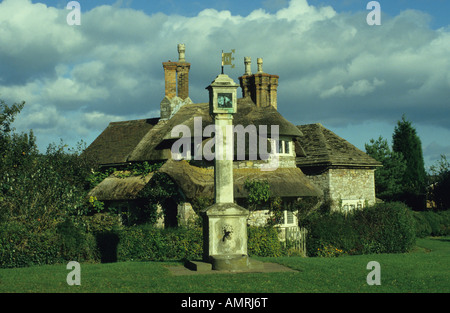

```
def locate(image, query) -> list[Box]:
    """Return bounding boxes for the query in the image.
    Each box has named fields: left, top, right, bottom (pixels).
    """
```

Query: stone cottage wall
left=247, top=209, right=271, bottom=227
left=305, top=167, right=376, bottom=210
left=329, top=168, right=376, bottom=207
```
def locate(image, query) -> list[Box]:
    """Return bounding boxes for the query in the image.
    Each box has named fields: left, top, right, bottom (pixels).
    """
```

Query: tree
left=365, top=136, right=407, bottom=200
left=429, top=155, right=450, bottom=211
left=0, top=100, right=88, bottom=226
left=392, top=115, right=427, bottom=209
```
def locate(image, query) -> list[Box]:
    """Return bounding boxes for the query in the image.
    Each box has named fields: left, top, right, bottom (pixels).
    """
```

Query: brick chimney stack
left=162, top=44, right=191, bottom=100
left=176, top=43, right=190, bottom=100
left=238, top=57, right=279, bottom=110
left=160, top=44, right=192, bottom=120
left=163, top=62, right=177, bottom=99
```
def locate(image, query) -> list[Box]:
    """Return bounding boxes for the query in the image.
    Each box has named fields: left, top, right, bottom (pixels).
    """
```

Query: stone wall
left=305, top=167, right=376, bottom=210
left=234, top=155, right=295, bottom=170
left=247, top=209, right=271, bottom=227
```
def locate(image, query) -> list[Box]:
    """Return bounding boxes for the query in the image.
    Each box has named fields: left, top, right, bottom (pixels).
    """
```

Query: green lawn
left=0, top=237, right=448, bottom=293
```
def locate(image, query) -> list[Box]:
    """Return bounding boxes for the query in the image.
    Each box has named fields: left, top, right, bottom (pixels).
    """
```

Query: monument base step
left=185, top=255, right=265, bottom=272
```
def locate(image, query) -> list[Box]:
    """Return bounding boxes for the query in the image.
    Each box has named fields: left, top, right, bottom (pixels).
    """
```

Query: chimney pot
left=257, top=58, right=263, bottom=73
left=177, top=43, right=186, bottom=62
left=244, top=56, right=252, bottom=75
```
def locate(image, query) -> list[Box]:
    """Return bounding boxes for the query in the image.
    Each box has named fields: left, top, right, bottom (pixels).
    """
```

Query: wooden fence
left=278, top=226, right=308, bottom=257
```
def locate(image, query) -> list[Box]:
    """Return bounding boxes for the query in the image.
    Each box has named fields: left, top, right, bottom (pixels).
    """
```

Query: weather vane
left=221, top=49, right=235, bottom=74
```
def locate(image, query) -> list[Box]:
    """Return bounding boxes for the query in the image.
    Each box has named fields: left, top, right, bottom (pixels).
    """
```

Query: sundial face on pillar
left=207, top=73, right=238, bottom=115
left=218, top=93, right=233, bottom=109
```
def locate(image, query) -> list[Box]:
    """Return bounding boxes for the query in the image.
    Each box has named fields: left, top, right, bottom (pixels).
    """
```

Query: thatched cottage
left=85, top=45, right=381, bottom=230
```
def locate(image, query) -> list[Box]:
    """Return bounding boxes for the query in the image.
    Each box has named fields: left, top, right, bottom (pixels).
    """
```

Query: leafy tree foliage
left=392, top=115, right=427, bottom=208
left=0, top=100, right=92, bottom=226
left=365, top=136, right=407, bottom=200
left=243, top=179, right=283, bottom=227
left=429, top=155, right=450, bottom=211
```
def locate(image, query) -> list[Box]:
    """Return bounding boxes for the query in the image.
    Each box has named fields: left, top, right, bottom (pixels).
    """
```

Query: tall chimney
left=176, top=44, right=190, bottom=100
left=238, top=56, right=279, bottom=109
left=161, top=44, right=190, bottom=100
left=163, top=62, right=177, bottom=100
left=160, top=44, right=192, bottom=120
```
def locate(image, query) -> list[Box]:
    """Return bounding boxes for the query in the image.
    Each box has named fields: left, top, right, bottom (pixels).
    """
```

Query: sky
left=0, top=0, right=449, bottom=169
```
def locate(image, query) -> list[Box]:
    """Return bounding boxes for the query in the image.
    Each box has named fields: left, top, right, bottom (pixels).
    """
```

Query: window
left=341, top=199, right=365, bottom=212
left=280, top=210, right=296, bottom=226
left=274, top=139, right=292, bottom=155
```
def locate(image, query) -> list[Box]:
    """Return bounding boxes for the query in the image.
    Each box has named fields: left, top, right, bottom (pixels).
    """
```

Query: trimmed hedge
left=413, top=210, right=450, bottom=237
left=0, top=218, right=286, bottom=268
left=117, top=225, right=203, bottom=262
left=304, top=202, right=417, bottom=257
left=0, top=221, right=60, bottom=268
left=117, top=225, right=283, bottom=261
left=247, top=226, right=283, bottom=257
left=0, top=219, right=98, bottom=268
left=5, top=204, right=444, bottom=267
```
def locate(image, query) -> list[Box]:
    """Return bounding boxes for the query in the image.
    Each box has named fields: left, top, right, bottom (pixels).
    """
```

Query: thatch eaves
left=88, top=172, right=154, bottom=201
left=159, top=159, right=323, bottom=200
left=295, top=123, right=382, bottom=168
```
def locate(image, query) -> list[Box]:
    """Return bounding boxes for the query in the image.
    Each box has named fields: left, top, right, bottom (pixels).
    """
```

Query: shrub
left=412, top=211, right=433, bottom=238
left=413, top=210, right=450, bottom=237
left=353, top=202, right=416, bottom=254
left=316, top=242, right=346, bottom=258
left=0, top=218, right=99, bottom=268
left=0, top=222, right=60, bottom=268
left=162, top=227, right=203, bottom=260
left=117, top=224, right=203, bottom=261
left=304, top=211, right=359, bottom=257
left=117, top=225, right=285, bottom=261
left=56, top=218, right=98, bottom=262
left=304, top=202, right=416, bottom=256
left=247, top=226, right=283, bottom=257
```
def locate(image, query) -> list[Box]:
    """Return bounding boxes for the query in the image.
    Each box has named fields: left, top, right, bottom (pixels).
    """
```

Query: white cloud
left=0, top=0, right=448, bottom=155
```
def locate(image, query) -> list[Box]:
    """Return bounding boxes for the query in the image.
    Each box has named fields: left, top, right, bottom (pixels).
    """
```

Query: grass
left=0, top=237, right=448, bottom=293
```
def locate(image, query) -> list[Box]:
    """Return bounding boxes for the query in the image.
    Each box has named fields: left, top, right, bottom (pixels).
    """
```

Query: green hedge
left=117, top=225, right=203, bottom=261
left=117, top=225, right=283, bottom=261
left=413, top=210, right=450, bottom=237
left=247, top=226, right=283, bottom=257
left=0, top=219, right=98, bottom=268
left=0, top=221, right=59, bottom=268
left=304, top=202, right=416, bottom=257
left=0, top=218, right=286, bottom=268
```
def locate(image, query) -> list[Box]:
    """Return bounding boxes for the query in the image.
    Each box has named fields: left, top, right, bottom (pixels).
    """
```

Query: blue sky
left=36, top=0, right=450, bottom=28
left=2, top=0, right=449, bottom=169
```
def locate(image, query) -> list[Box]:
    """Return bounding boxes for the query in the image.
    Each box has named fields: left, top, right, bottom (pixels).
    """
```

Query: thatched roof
left=85, top=98, right=303, bottom=166
left=295, top=123, right=382, bottom=168
left=159, top=159, right=323, bottom=200
left=84, top=118, right=159, bottom=166
left=88, top=159, right=322, bottom=202
left=88, top=172, right=154, bottom=201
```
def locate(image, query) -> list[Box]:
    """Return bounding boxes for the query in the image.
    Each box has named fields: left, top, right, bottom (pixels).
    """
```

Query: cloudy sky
left=0, top=0, right=449, bottom=169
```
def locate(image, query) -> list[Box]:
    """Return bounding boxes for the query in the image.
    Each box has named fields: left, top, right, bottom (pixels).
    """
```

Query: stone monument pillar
left=201, top=73, right=253, bottom=271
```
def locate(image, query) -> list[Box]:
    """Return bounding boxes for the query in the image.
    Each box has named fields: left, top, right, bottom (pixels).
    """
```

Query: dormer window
left=275, top=139, right=292, bottom=155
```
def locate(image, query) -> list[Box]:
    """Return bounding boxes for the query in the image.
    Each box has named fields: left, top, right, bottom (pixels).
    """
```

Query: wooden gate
left=279, top=226, right=308, bottom=257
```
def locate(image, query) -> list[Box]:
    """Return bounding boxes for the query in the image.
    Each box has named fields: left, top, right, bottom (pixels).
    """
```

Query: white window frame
left=272, top=138, right=292, bottom=156
left=341, top=199, right=365, bottom=212
left=279, top=209, right=297, bottom=227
